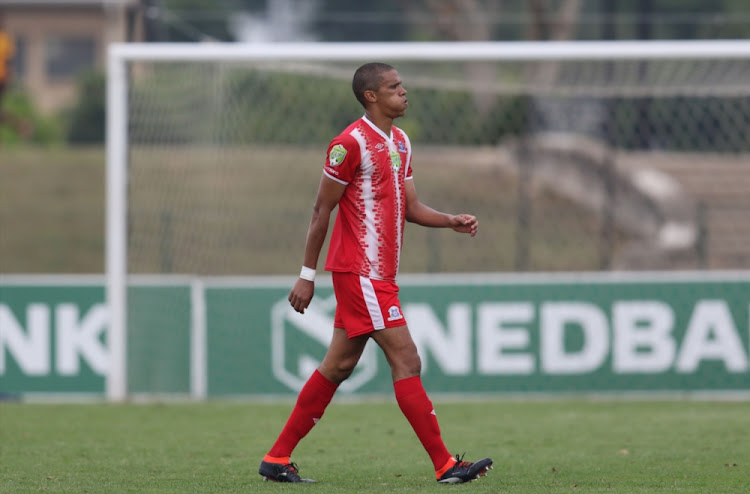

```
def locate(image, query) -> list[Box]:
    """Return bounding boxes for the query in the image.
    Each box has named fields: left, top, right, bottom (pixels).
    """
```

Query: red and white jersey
left=323, top=116, right=413, bottom=282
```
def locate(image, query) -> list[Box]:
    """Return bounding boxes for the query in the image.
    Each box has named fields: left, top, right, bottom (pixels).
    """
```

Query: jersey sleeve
left=323, top=134, right=360, bottom=184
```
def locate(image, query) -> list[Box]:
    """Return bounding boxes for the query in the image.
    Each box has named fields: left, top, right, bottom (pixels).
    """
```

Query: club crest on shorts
left=329, top=144, right=347, bottom=167
left=387, top=305, right=403, bottom=321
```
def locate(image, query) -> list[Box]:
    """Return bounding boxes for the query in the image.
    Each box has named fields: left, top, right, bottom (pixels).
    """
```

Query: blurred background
left=1, top=0, right=749, bottom=401
left=1, top=0, right=749, bottom=276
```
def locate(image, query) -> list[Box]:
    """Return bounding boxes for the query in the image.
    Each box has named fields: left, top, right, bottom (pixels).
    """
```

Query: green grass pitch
left=1, top=399, right=748, bottom=493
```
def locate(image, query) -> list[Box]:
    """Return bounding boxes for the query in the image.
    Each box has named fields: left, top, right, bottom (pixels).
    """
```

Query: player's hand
left=450, top=214, right=478, bottom=237
left=289, top=278, right=315, bottom=314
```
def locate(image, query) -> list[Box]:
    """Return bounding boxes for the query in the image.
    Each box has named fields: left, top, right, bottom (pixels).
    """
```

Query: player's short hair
left=352, top=62, right=396, bottom=108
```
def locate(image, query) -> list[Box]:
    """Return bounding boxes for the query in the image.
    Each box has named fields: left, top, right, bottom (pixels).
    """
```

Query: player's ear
left=364, top=89, right=377, bottom=104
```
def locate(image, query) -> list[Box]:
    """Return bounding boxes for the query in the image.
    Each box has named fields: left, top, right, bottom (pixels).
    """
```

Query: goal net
left=107, top=41, right=750, bottom=400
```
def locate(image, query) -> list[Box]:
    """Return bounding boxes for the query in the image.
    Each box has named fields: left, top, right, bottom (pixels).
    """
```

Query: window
left=46, top=36, right=96, bottom=79
left=10, top=35, right=25, bottom=81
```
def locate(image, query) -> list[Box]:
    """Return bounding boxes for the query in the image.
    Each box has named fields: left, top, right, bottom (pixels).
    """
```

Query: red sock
left=393, top=376, right=452, bottom=471
left=267, top=369, right=339, bottom=458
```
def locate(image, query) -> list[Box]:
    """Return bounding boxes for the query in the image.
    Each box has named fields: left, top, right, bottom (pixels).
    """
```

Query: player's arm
left=404, top=179, right=478, bottom=236
left=288, top=174, right=347, bottom=314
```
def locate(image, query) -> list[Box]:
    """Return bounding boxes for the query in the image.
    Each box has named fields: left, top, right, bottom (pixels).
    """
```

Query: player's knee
left=391, top=351, right=421, bottom=378
left=319, top=356, right=358, bottom=384
left=405, top=353, right=422, bottom=376
left=336, top=357, right=358, bottom=380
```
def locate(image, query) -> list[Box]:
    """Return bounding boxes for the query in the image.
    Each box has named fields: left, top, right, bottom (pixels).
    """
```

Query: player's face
left=375, top=70, right=408, bottom=118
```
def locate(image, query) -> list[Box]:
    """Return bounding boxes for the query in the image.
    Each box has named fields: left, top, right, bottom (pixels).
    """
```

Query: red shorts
left=332, top=271, right=406, bottom=338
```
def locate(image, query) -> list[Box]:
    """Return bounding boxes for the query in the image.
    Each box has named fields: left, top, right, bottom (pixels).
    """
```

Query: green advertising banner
left=207, top=274, right=750, bottom=397
left=397, top=275, right=750, bottom=394
left=0, top=278, right=107, bottom=395
left=2, top=273, right=749, bottom=398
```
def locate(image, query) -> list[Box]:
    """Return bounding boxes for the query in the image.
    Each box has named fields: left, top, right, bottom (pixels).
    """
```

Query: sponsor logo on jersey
left=398, top=141, right=406, bottom=153
left=375, top=142, right=386, bottom=152
left=389, top=151, right=401, bottom=171
left=329, top=144, right=347, bottom=167
left=387, top=305, right=404, bottom=321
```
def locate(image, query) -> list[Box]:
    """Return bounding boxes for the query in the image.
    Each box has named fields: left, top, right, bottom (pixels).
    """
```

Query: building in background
left=0, top=0, right=144, bottom=114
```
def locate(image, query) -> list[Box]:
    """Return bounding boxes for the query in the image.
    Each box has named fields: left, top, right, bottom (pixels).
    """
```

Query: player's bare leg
left=318, top=328, right=369, bottom=384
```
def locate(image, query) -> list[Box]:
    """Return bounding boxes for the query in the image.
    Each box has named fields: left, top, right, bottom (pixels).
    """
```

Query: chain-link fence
left=122, top=50, right=750, bottom=276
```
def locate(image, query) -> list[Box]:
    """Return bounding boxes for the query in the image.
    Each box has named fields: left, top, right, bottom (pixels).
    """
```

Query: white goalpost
left=106, top=40, right=750, bottom=401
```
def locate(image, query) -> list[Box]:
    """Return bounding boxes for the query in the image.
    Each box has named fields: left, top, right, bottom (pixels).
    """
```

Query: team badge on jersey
left=329, top=144, right=347, bottom=167
left=387, top=305, right=404, bottom=322
left=397, top=141, right=406, bottom=153
left=389, top=151, right=401, bottom=171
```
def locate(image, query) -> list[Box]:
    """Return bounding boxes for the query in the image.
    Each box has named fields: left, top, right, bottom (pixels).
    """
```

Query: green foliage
left=0, top=89, right=63, bottom=147
left=65, top=70, right=106, bottom=145
left=125, top=61, right=746, bottom=151
left=225, top=70, right=358, bottom=145
left=128, top=66, right=360, bottom=146
left=403, top=89, right=530, bottom=145
left=128, top=65, right=204, bottom=145
left=128, top=66, right=529, bottom=147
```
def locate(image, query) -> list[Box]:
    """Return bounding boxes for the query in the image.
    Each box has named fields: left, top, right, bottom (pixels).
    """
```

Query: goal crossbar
left=111, top=40, right=750, bottom=62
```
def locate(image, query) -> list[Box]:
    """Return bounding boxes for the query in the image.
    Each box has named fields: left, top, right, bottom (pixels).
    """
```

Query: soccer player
left=0, top=14, right=14, bottom=126
left=259, top=62, right=493, bottom=484
left=0, top=14, right=30, bottom=142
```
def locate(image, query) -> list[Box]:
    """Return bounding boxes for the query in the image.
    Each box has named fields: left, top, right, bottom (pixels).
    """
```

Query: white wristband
left=299, top=266, right=316, bottom=282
